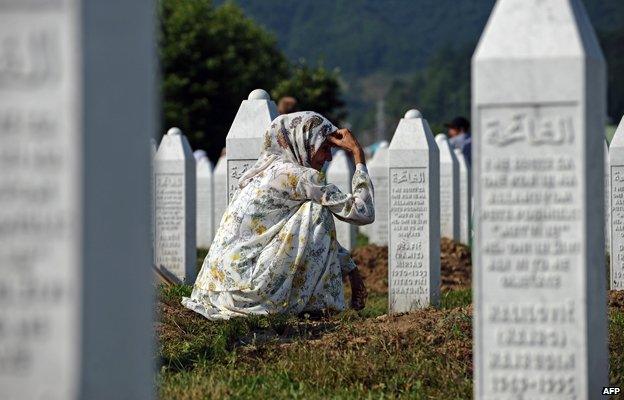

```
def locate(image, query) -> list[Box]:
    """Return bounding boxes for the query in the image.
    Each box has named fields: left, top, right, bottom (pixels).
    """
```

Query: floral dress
left=182, top=112, right=374, bottom=320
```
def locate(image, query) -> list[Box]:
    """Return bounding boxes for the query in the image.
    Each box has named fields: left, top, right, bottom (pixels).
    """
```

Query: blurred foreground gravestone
left=610, top=116, right=624, bottom=289
left=154, top=128, right=196, bottom=283
left=196, top=153, right=213, bottom=249
left=605, top=139, right=610, bottom=253
left=226, top=89, right=278, bottom=202
left=454, top=148, right=471, bottom=244
left=388, top=110, right=440, bottom=313
left=367, top=141, right=389, bottom=245
left=472, top=0, right=608, bottom=398
left=326, top=149, right=356, bottom=251
left=0, top=0, right=154, bottom=398
left=213, top=153, right=227, bottom=232
left=435, top=134, right=460, bottom=240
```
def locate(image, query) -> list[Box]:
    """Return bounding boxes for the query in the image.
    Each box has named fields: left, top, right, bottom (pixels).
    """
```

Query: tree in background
left=159, top=0, right=288, bottom=162
left=159, top=0, right=347, bottom=162
left=272, top=63, right=347, bottom=124
left=599, top=27, right=624, bottom=124
left=385, top=44, right=472, bottom=134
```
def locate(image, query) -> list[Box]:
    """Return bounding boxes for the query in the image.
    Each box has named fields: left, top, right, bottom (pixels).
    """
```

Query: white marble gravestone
left=610, top=116, right=624, bottom=290
left=196, top=153, right=213, bottom=249
left=388, top=109, right=440, bottom=313
left=226, top=89, right=278, bottom=202
left=0, top=1, right=154, bottom=398
left=213, top=153, right=228, bottom=231
left=454, top=148, right=471, bottom=244
left=367, top=141, right=389, bottom=245
left=605, top=139, right=610, bottom=253
left=154, top=128, right=196, bottom=284
left=435, top=134, right=460, bottom=240
left=151, top=138, right=158, bottom=249
left=473, top=0, right=608, bottom=398
left=326, top=149, right=357, bottom=251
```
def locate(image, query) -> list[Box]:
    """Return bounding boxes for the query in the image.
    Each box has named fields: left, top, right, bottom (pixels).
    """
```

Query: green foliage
left=599, top=27, right=624, bottom=123
left=216, top=0, right=624, bottom=135
left=355, top=231, right=369, bottom=248
left=440, top=289, right=472, bottom=310
left=158, top=0, right=289, bottom=161
left=272, top=63, right=347, bottom=124
left=385, top=44, right=472, bottom=133
left=159, top=0, right=347, bottom=160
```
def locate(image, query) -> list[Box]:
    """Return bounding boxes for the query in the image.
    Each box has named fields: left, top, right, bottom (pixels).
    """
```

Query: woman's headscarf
left=238, top=111, right=337, bottom=188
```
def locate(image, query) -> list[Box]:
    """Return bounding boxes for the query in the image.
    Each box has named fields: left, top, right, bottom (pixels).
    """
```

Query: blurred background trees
left=159, top=0, right=346, bottom=162
left=272, top=63, right=346, bottom=123
left=160, top=0, right=624, bottom=157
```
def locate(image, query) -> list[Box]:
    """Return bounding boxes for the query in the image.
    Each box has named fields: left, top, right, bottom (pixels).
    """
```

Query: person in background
left=277, top=96, right=298, bottom=114
left=445, top=116, right=471, bottom=167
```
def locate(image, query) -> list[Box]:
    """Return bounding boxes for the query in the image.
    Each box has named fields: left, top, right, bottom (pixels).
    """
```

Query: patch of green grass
left=355, top=232, right=369, bottom=247
left=440, top=288, right=471, bottom=309
left=196, top=248, right=209, bottom=274
left=159, top=294, right=473, bottom=399
left=610, top=308, right=624, bottom=386
left=347, top=291, right=386, bottom=319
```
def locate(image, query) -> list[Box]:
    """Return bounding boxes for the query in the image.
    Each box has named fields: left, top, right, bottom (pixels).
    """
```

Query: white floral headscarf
left=238, top=111, right=337, bottom=188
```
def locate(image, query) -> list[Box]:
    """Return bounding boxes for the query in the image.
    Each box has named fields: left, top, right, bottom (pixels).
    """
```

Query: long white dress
left=182, top=112, right=374, bottom=320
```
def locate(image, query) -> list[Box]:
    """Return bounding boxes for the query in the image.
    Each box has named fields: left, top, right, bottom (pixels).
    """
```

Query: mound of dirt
left=283, top=305, right=474, bottom=372
left=609, top=290, right=624, bottom=310
left=440, top=238, right=472, bottom=290
left=350, top=244, right=388, bottom=294
left=350, top=238, right=472, bottom=293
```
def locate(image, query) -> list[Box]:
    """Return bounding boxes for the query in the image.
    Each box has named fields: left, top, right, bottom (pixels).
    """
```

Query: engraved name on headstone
left=0, top=0, right=154, bottom=397
left=473, top=0, right=608, bottom=398
left=213, top=153, right=228, bottom=231
left=367, top=141, right=389, bottom=245
left=454, top=148, right=472, bottom=244
left=196, top=152, right=213, bottom=249
left=226, top=89, right=278, bottom=202
left=605, top=139, right=610, bottom=253
left=388, top=109, right=440, bottom=313
left=610, top=116, right=624, bottom=290
left=326, top=149, right=357, bottom=251
left=435, top=134, right=460, bottom=240
left=154, top=127, right=196, bottom=283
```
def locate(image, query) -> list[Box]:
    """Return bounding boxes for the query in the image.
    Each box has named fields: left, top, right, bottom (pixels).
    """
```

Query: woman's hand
left=327, top=128, right=366, bottom=164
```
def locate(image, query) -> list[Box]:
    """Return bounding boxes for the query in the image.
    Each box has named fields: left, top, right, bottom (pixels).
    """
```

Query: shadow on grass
left=158, top=284, right=343, bottom=372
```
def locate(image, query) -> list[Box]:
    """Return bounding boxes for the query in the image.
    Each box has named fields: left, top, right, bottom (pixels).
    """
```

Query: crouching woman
left=183, top=111, right=374, bottom=320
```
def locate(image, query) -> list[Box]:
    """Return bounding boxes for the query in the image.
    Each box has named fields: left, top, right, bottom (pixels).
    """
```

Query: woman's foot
left=348, top=268, right=368, bottom=310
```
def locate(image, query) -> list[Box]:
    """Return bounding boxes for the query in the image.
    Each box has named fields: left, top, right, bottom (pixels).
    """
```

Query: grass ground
left=157, top=245, right=624, bottom=399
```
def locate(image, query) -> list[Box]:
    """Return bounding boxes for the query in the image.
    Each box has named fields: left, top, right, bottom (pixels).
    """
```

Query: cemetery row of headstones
left=152, top=1, right=617, bottom=398
left=3, top=0, right=618, bottom=398
left=0, top=1, right=154, bottom=398
left=152, top=91, right=474, bottom=286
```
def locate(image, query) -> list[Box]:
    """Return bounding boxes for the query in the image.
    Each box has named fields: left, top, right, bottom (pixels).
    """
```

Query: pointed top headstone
left=388, top=110, right=440, bottom=312
left=611, top=116, right=624, bottom=148
left=154, top=128, right=196, bottom=283
left=167, top=127, right=182, bottom=136
left=248, top=88, right=271, bottom=100
left=194, top=149, right=208, bottom=162
left=226, top=89, right=279, bottom=201
left=404, top=109, right=422, bottom=119
left=474, top=0, right=603, bottom=60
left=473, top=0, right=605, bottom=105
left=389, top=111, right=436, bottom=152
left=472, top=0, right=608, bottom=398
left=326, top=150, right=356, bottom=251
